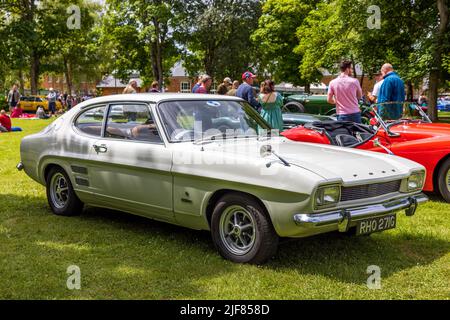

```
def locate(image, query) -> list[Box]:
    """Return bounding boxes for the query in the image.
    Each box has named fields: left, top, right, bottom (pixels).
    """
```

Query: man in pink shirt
left=327, top=60, right=363, bottom=123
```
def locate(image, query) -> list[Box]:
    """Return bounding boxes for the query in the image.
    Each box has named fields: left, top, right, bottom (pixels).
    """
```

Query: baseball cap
left=242, top=71, right=257, bottom=80
left=223, top=77, right=232, bottom=84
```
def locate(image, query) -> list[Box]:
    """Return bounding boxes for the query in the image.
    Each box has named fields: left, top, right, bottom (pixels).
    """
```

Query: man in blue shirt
left=236, top=71, right=261, bottom=111
left=377, top=64, right=405, bottom=120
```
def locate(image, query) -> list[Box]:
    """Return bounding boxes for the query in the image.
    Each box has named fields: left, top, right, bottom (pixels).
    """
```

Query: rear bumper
left=293, top=193, right=427, bottom=235
left=17, top=161, right=24, bottom=171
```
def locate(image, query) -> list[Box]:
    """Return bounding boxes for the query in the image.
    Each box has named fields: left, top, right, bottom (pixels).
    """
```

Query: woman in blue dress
left=258, top=80, right=284, bottom=132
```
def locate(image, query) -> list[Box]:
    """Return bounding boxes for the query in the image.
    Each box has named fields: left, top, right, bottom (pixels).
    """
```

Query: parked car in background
left=281, top=93, right=335, bottom=115
left=282, top=103, right=450, bottom=202
left=19, top=94, right=427, bottom=263
left=282, top=113, right=336, bottom=130
left=437, top=96, right=450, bottom=112
left=18, top=96, right=63, bottom=113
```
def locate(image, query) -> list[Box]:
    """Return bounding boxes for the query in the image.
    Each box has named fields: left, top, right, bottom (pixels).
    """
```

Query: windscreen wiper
left=193, top=133, right=227, bottom=145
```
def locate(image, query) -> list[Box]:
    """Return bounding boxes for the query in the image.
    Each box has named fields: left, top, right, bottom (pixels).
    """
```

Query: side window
left=105, top=104, right=162, bottom=143
left=74, top=106, right=106, bottom=137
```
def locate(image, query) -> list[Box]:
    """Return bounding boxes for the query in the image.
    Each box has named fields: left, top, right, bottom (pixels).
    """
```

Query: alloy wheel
left=219, top=205, right=256, bottom=255
left=50, top=173, right=69, bottom=209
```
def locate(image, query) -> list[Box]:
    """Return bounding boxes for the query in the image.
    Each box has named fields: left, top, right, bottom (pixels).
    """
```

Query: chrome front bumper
left=293, top=194, right=428, bottom=234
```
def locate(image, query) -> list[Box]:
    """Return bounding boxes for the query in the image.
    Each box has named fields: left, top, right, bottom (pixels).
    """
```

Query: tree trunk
left=63, top=56, right=73, bottom=95
left=30, top=52, right=39, bottom=95
left=27, top=0, right=39, bottom=95
left=428, top=71, right=439, bottom=121
left=305, top=83, right=310, bottom=94
left=150, top=42, right=159, bottom=86
left=152, top=18, right=164, bottom=90
left=428, top=0, right=449, bottom=121
left=18, top=69, right=25, bottom=95
left=406, top=80, right=414, bottom=101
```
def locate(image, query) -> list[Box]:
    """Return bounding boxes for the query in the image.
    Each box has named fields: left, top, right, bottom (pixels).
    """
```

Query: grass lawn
left=438, top=112, right=450, bottom=123
left=0, top=119, right=449, bottom=300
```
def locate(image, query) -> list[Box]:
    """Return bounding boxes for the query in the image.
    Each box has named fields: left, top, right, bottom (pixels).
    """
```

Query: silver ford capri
left=18, top=94, right=428, bottom=264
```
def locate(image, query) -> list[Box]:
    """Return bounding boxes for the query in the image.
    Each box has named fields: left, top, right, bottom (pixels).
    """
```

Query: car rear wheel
left=211, top=193, right=279, bottom=264
left=282, top=101, right=305, bottom=113
left=437, top=158, right=450, bottom=203
left=46, top=167, right=83, bottom=216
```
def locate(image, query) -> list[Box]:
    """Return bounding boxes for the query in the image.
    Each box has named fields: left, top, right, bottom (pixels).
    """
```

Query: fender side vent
left=75, top=177, right=90, bottom=187
left=71, top=166, right=88, bottom=175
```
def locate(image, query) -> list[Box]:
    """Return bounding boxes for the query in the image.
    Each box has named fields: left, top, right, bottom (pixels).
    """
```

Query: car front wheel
left=46, top=167, right=84, bottom=216
left=211, top=193, right=279, bottom=264
left=437, top=158, right=450, bottom=203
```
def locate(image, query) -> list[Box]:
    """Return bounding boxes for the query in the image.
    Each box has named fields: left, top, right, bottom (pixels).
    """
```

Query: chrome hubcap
left=219, top=205, right=256, bottom=255
left=50, top=173, right=69, bottom=209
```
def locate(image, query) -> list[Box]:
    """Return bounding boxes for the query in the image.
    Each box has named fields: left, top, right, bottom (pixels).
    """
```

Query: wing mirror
left=260, top=144, right=290, bottom=167
left=260, top=144, right=273, bottom=158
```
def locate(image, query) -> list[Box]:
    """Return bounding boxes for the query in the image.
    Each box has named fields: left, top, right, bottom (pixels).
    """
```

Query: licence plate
left=356, top=214, right=396, bottom=235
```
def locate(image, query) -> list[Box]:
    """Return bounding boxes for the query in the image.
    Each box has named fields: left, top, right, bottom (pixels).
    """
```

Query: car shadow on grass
left=0, top=194, right=233, bottom=299
left=81, top=206, right=449, bottom=287
left=271, top=231, right=449, bottom=285
left=1, top=193, right=448, bottom=297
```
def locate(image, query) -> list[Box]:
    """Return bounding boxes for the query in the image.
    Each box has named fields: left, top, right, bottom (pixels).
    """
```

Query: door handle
left=93, top=144, right=108, bottom=153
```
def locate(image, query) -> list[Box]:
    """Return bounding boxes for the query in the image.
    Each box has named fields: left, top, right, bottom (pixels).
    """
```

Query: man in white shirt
left=368, top=74, right=384, bottom=103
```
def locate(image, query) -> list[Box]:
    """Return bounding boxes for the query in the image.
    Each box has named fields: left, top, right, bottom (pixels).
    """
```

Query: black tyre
left=46, top=167, right=84, bottom=216
left=437, top=158, right=450, bottom=203
left=282, top=101, right=305, bottom=113
left=211, top=193, right=279, bottom=264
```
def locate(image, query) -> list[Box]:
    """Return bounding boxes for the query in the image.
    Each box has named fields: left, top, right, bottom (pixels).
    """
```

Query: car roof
left=76, top=93, right=244, bottom=109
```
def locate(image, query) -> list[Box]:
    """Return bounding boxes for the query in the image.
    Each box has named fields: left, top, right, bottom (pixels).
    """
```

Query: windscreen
left=157, top=100, right=272, bottom=142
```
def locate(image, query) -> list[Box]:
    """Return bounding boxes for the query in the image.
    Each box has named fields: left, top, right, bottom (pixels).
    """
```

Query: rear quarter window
left=74, top=106, right=106, bottom=137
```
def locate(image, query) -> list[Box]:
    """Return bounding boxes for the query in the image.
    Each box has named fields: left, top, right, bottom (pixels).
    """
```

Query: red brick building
left=41, top=74, right=98, bottom=94
left=165, top=61, right=194, bottom=93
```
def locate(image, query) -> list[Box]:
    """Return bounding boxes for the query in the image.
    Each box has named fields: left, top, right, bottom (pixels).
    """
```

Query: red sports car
left=282, top=106, right=450, bottom=202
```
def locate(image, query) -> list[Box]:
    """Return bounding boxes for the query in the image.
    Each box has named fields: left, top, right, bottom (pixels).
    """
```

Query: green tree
left=295, top=0, right=449, bottom=120
left=40, top=0, right=104, bottom=94
left=0, top=0, right=103, bottom=95
left=177, top=0, right=261, bottom=82
left=252, top=0, right=321, bottom=88
left=101, top=0, right=181, bottom=88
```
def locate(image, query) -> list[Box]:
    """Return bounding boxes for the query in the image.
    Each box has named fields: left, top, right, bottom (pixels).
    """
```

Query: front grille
left=341, top=180, right=401, bottom=202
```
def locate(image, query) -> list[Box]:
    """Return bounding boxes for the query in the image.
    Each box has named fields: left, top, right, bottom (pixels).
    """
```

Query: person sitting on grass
left=36, top=106, right=50, bottom=119
left=0, top=110, right=12, bottom=132
left=0, top=110, right=22, bottom=132
left=10, top=105, right=23, bottom=118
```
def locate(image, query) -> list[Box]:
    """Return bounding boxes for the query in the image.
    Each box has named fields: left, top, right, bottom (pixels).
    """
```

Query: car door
left=87, top=102, right=174, bottom=222
left=20, top=97, right=33, bottom=111
left=34, top=97, right=46, bottom=110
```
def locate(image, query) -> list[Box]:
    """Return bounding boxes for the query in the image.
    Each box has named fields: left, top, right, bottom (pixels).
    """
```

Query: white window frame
left=180, top=81, right=191, bottom=93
